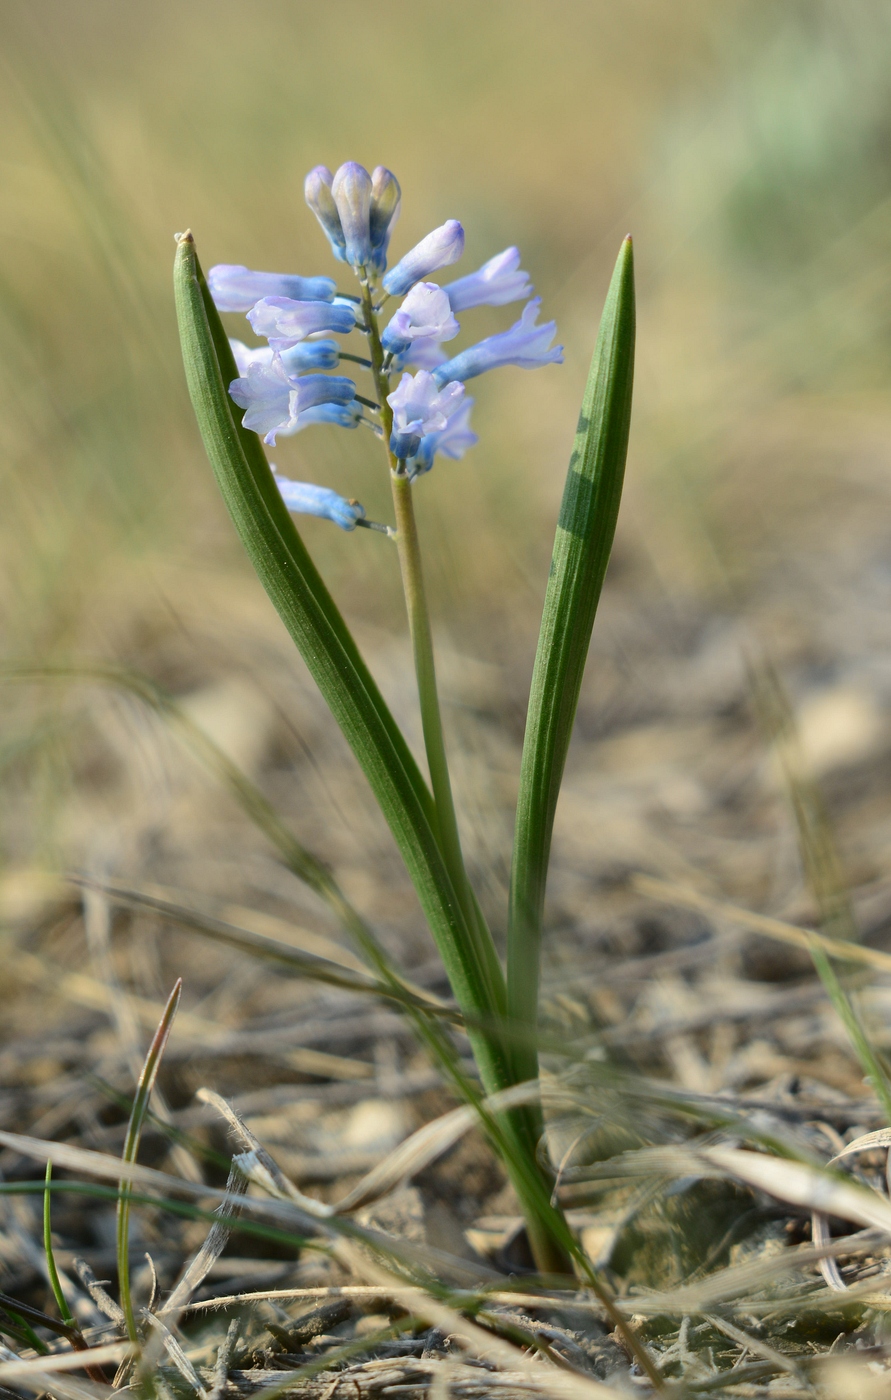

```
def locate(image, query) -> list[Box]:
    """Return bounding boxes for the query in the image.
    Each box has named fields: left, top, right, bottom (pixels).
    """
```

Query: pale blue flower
left=229, top=338, right=340, bottom=375
left=228, top=357, right=294, bottom=443
left=433, top=298, right=563, bottom=385
left=289, top=373, right=357, bottom=415
left=368, top=166, right=401, bottom=275
left=273, top=472, right=366, bottom=530
left=304, top=166, right=347, bottom=262
left=443, top=247, right=532, bottom=312
left=331, top=162, right=373, bottom=269
left=279, top=339, right=340, bottom=373
left=387, top=370, right=465, bottom=460
left=381, top=282, right=459, bottom=357
left=247, top=296, right=356, bottom=348
left=399, top=338, right=449, bottom=371
left=208, top=264, right=335, bottom=312
left=276, top=401, right=363, bottom=435
left=382, top=220, right=465, bottom=297
left=229, top=357, right=356, bottom=445
left=229, top=339, right=273, bottom=375
left=408, top=396, right=477, bottom=475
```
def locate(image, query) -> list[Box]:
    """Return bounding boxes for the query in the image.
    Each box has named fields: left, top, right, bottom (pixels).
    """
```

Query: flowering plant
left=174, top=161, right=635, bottom=1287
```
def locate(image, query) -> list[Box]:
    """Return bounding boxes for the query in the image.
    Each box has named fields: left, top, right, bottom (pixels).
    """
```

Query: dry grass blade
left=142, top=1313, right=208, bottom=1399
left=633, top=874, right=891, bottom=975
left=0, top=1126, right=353, bottom=1240
left=812, top=1128, right=891, bottom=1294
left=0, top=1341, right=130, bottom=1378
left=333, top=1081, right=542, bottom=1214
left=701, top=1145, right=891, bottom=1234
left=208, top=1318, right=240, bottom=1400
left=702, top=1315, right=800, bottom=1376
left=72, top=874, right=458, bottom=1022
left=163, top=1164, right=249, bottom=1315
left=196, top=1088, right=334, bottom=1219
left=574, top=1230, right=882, bottom=1316
left=333, top=1244, right=633, bottom=1400
left=142, top=883, right=370, bottom=974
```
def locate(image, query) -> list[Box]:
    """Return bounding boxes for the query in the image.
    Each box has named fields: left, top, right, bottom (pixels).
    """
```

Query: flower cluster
left=208, top=160, right=563, bottom=525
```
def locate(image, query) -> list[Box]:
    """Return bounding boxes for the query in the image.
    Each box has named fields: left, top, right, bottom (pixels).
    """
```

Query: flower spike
left=331, top=162, right=374, bottom=269
left=382, top=220, right=465, bottom=297
left=443, top=246, right=532, bottom=312
left=208, top=264, right=336, bottom=311
left=433, top=297, right=563, bottom=385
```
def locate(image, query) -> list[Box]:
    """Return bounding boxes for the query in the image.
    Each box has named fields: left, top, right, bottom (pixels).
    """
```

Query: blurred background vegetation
left=2, top=0, right=891, bottom=900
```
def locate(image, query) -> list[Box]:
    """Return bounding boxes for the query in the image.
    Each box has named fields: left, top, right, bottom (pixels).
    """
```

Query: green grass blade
left=508, top=237, right=636, bottom=1086
left=173, top=232, right=508, bottom=1102
left=43, top=1164, right=75, bottom=1327
left=117, top=978, right=182, bottom=1343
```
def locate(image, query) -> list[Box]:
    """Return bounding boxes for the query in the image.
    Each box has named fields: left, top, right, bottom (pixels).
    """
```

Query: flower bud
left=331, top=162, right=373, bottom=269
left=382, top=220, right=465, bottom=297
left=304, top=166, right=347, bottom=262
left=368, top=166, right=401, bottom=274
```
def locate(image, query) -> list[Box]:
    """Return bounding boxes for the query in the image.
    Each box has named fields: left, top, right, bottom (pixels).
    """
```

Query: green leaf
left=508, top=237, right=636, bottom=1084
left=173, top=232, right=509, bottom=1100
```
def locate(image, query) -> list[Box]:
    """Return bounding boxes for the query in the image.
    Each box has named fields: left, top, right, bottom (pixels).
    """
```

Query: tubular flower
left=433, top=298, right=563, bottom=385
left=304, top=166, right=347, bottom=262
left=408, top=396, right=477, bottom=476
left=273, top=473, right=366, bottom=530
left=398, top=338, right=449, bottom=371
left=229, top=357, right=356, bottom=445
left=443, top=246, right=532, bottom=312
left=230, top=339, right=340, bottom=375
left=331, top=162, right=374, bottom=269
left=208, top=264, right=336, bottom=312
left=382, top=220, right=465, bottom=297
left=229, top=339, right=273, bottom=374
left=369, top=166, right=401, bottom=274
left=228, top=356, right=294, bottom=443
left=279, top=340, right=341, bottom=373
left=381, top=282, right=459, bottom=357
left=387, top=370, right=465, bottom=461
left=247, top=296, right=356, bottom=348
left=276, top=401, right=363, bottom=435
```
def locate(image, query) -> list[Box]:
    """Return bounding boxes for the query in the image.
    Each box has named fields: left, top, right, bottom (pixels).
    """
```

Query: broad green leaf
left=173, top=233, right=508, bottom=1097
left=508, top=237, right=636, bottom=1085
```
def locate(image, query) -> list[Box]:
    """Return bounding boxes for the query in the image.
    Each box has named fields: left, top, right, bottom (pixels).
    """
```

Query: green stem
left=359, top=281, right=505, bottom=1014
left=357, top=278, right=571, bottom=1275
